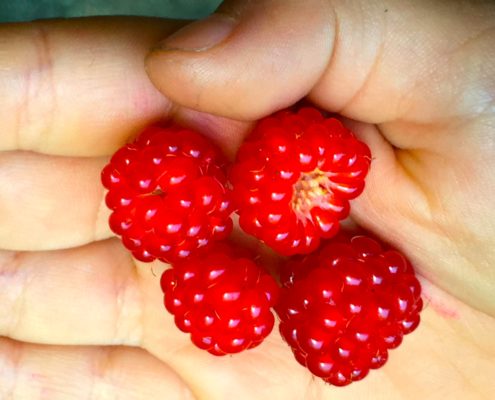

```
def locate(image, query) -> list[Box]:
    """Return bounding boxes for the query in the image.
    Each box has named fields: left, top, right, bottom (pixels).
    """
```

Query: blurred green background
left=0, top=0, right=222, bottom=22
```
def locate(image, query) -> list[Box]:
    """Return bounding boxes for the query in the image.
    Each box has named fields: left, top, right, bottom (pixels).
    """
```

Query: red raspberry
left=276, top=235, right=422, bottom=386
left=160, top=242, right=280, bottom=355
left=102, top=123, right=234, bottom=263
left=230, top=107, right=371, bottom=256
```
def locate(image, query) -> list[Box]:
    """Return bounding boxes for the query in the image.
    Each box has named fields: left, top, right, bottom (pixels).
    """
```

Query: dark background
left=0, top=0, right=222, bottom=22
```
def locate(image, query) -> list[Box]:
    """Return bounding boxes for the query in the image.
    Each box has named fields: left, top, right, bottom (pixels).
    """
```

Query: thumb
left=145, top=0, right=334, bottom=120
left=146, top=0, right=493, bottom=126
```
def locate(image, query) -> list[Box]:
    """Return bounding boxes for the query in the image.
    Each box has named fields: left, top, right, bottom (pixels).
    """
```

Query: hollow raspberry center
left=292, top=169, right=331, bottom=220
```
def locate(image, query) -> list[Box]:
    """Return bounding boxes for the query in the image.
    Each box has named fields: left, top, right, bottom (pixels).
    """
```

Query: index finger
left=0, top=17, right=178, bottom=157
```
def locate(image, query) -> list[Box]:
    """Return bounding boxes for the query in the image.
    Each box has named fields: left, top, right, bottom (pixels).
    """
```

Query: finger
left=0, top=17, right=181, bottom=156
left=146, top=0, right=495, bottom=131
left=146, top=0, right=334, bottom=121
left=0, top=151, right=110, bottom=251
left=0, top=239, right=167, bottom=346
left=0, top=118, right=253, bottom=252
left=0, top=338, right=195, bottom=400
left=2, top=241, right=494, bottom=398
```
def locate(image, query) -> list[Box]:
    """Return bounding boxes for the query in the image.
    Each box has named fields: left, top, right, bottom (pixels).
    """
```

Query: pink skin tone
left=0, top=0, right=494, bottom=398
left=419, top=278, right=459, bottom=320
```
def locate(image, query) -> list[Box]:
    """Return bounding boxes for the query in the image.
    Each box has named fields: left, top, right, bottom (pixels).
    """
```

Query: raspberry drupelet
left=101, top=123, right=234, bottom=263
left=230, top=107, right=371, bottom=256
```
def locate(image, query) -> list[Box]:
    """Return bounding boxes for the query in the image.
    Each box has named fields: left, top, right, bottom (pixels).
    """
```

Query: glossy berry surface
left=230, top=107, right=371, bottom=256
left=102, top=123, right=234, bottom=263
left=161, top=242, right=280, bottom=355
left=276, top=235, right=422, bottom=386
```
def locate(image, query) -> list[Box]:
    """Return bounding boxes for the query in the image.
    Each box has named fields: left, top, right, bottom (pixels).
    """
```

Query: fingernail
left=157, top=13, right=237, bottom=52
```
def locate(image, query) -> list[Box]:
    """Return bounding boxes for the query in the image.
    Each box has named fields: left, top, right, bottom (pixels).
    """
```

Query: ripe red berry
left=102, top=123, right=234, bottom=263
left=160, top=242, right=280, bottom=355
left=230, top=107, right=371, bottom=256
left=276, top=235, right=422, bottom=386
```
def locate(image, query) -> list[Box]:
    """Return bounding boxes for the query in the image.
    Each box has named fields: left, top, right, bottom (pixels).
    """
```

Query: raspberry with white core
left=230, top=107, right=371, bottom=256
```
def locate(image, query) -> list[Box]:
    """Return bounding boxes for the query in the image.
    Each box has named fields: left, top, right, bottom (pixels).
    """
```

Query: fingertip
left=145, top=47, right=285, bottom=121
left=145, top=1, right=333, bottom=120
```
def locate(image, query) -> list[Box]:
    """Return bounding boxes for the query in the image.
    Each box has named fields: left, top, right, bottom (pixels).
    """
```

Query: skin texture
left=0, top=0, right=494, bottom=398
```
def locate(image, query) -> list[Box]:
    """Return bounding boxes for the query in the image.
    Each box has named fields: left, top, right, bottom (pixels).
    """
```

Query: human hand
left=0, top=1, right=494, bottom=399
left=145, top=3, right=495, bottom=395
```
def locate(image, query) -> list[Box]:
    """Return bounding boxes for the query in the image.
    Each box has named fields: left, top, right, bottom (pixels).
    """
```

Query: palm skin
left=1, top=2, right=494, bottom=399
